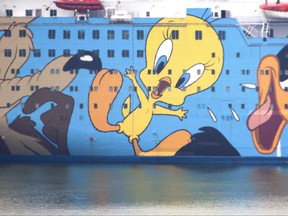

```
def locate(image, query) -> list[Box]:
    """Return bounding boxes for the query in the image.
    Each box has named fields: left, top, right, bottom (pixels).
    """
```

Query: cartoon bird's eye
left=176, top=64, right=205, bottom=89
left=154, top=39, right=173, bottom=74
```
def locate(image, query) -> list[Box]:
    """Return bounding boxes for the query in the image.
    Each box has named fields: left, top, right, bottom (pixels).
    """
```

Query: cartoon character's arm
left=125, top=66, right=147, bottom=102
left=153, top=105, right=187, bottom=120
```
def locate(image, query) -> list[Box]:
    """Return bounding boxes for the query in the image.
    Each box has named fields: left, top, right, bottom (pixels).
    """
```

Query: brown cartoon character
left=0, top=18, right=101, bottom=155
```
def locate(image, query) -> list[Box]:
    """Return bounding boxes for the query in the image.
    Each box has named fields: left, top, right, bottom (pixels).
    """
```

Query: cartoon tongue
left=247, top=95, right=273, bottom=131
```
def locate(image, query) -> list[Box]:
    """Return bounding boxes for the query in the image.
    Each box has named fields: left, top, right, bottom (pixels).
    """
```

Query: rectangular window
left=236, top=52, right=240, bottom=58
left=137, top=30, right=144, bottom=40
left=4, top=30, right=11, bottom=37
left=48, top=29, right=56, bottom=39
left=137, top=50, right=144, bottom=58
left=107, top=30, right=115, bottom=39
left=50, top=10, right=57, bottom=17
left=122, top=30, right=129, bottom=40
left=93, top=49, right=100, bottom=57
left=48, top=49, right=56, bottom=57
left=195, top=30, right=202, bottom=40
left=122, top=50, right=129, bottom=58
left=63, top=49, right=70, bottom=57
left=92, top=30, right=100, bottom=39
left=218, top=30, right=226, bottom=40
left=34, top=49, right=41, bottom=57
left=19, top=49, right=26, bottom=57
left=171, top=30, right=179, bottom=40
left=108, top=50, right=115, bottom=58
left=4, top=49, right=12, bottom=57
left=6, top=10, right=13, bottom=17
left=78, top=30, right=85, bottom=39
left=25, top=10, right=33, bottom=16
left=19, top=30, right=26, bottom=37
left=63, top=30, right=70, bottom=39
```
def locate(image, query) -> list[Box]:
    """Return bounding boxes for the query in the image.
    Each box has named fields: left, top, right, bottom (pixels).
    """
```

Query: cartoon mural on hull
left=88, top=15, right=241, bottom=156
left=247, top=46, right=288, bottom=154
left=0, top=19, right=101, bottom=155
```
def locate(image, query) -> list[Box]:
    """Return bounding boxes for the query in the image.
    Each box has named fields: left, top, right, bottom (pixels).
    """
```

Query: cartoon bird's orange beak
left=247, top=55, right=287, bottom=154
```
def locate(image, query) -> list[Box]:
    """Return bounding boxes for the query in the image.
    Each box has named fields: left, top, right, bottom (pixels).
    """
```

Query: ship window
left=108, top=50, right=115, bottom=58
left=148, top=86, right=151, bottom=91
left=50, top=10, right=57, bottom=17
left=197, top=86, right=201, bottom=92
left=48, top=29, right=56, bottom=39
left=236, top=52, right=240, bottom=58
left=78, top=30, right=85, bottom=39
left=285, top=104, right=288, bottom=109
left=107, top=30, right=115, bottom=40
left=171, top=30, right=179, bottom=40
left=19, top=49, right=26, bottom=57
left=241, top=104, right=245, bottom=109
left=218, top=30, right=226, bottom=40
left=241, top=69, right=245, bottom=75
left=137, top=50, right=144, bottom=58
left=25, top=10, right=33, bottom=17
left=93, top=30, right=100, bottom=39
left=211, top=86, right=215, bottom=92
left=226, top=69, right=230, bottom=75
left=6, top=10, right=13, bottom=17
left=19, top=30, right=26, bottom=37
left=63, top=49, right=70, bottom=57
left=11, top=69, right=20, bottom=74
left=122, top=50, right=129, bottom=58
left=195, top=31, right=202, bottom=40
left=211, top=52, right=215, bottom=58
left=137, top=30, right=144, bottom=40
left=93, top=49, right=100, bottom=56
left=80, top=103, right=84, bottom=109
left=211, top=69, right=215, bottom=75
left=63, top=30, right=71, bottom=39
left=35, top=9, right=42, bottom=17
left=242, top=86, right=245, bottom=92
left=4, top=49, right=12, bottom=57
left=226, top=86, right=230, bottom=92
left=148, top=69, right=151, bottom=74
left=94, top=103, right=98, bottom=109
left=168, top=69, right=172, bottom=75
left=122, top=30, right=129, bottom=40
left=48, top=49, right=56, bottom=57
left=4, top=30, right=11, bottom=37
left=146, top=11, right=150, bottom=17
left=266, top=70, right=269, bottom=75
left=33, top=49, right=41, bottom=57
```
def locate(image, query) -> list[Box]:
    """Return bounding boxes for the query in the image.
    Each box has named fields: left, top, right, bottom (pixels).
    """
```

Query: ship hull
left=1, top=8, right=288, bottom=160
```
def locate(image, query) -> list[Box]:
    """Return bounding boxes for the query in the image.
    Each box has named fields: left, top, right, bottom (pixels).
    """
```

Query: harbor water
left=1, top=162, right=288, bottom=215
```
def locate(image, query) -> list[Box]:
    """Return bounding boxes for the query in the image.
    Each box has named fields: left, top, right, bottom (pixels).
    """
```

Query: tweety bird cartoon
left=89, top=15, right=224, bottom=156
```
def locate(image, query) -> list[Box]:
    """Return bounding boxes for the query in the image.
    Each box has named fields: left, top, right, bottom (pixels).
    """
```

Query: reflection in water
left=0, top=163, right=288, bottom=215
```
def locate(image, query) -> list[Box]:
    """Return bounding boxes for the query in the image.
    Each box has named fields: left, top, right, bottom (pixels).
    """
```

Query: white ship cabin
left=1, top=0, right=288, bottom=38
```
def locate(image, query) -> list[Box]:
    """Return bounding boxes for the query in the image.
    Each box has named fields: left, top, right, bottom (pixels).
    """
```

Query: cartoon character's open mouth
left=152, top=77, right=171, bottom=99
left=247, top=55, right=287, bottom=154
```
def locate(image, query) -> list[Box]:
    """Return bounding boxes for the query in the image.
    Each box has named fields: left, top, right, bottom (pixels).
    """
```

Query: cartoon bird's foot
left=89, top=69, right=123, bottom=132
left=63, top=51, right=102, bottom=72
left=132, top=130, right=192, bottom=156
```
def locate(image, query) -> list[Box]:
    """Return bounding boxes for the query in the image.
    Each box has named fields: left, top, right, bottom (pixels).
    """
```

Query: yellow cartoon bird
left=89, top=15, right=224, bottom=156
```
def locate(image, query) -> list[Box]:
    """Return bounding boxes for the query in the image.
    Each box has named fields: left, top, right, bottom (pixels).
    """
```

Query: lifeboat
left=54, top=0, right=104, bottom=11
left=260, top=1, right=288, bottom=20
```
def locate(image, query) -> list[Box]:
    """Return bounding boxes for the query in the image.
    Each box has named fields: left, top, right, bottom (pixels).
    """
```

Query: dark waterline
left=0, top=163, right=288, bottom=215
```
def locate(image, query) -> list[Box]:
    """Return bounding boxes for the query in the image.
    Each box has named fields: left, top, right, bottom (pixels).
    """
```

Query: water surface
left=0, top=163, right=288, bottom=215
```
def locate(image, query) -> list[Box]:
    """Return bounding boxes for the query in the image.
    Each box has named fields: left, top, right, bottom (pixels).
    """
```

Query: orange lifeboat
left=54, top=0, right=104, bottom=11
left=260, top=1, right=288, bottom=20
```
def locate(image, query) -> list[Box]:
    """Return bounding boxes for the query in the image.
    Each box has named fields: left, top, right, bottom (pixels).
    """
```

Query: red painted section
left=260, top=3, right=288, bottom=12
left=54, top=0, right=104, bottom=11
